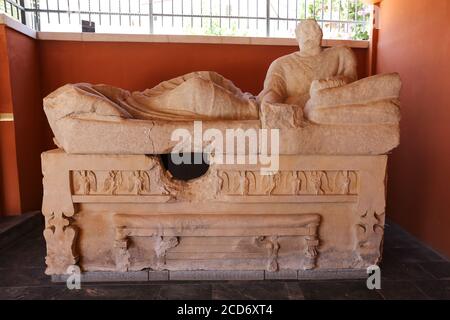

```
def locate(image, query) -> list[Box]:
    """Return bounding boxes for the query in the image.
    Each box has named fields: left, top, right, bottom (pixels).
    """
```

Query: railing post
left=148, top=0, right=153, bottom=34
left=266, top=0, right=270, bottom=37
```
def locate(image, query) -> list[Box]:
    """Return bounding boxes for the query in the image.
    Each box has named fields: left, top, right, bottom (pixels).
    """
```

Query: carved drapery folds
left=218, top=170, right=358, bottom=196
left=43, top=211, right=78, bottom=275
left=355, top=210, right=385, bottom=265
left=73, top=170, right=97, bottom=195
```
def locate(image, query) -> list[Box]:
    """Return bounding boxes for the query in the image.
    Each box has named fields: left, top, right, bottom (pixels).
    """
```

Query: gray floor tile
left=212, top=281, right=289, bottom=300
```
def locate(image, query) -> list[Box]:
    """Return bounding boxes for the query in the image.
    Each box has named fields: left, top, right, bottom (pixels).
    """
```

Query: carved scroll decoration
left=43, top=211, right=78, bottom=275
left=355, top=210, right=385, bottom=265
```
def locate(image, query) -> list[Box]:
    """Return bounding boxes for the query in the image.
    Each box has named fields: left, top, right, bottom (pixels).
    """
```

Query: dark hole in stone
left=160, top=153, right=210, bottom=181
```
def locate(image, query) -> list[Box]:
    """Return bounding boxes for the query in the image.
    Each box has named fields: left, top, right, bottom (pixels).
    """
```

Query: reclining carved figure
left=43, top=19, right=401, bottom=155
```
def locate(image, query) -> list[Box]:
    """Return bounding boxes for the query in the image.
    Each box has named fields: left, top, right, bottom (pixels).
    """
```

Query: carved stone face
left=295, top=19, right=323, bottom=55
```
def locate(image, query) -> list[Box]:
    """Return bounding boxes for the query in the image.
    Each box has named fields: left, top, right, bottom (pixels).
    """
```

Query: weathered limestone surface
left=42, top=150, right=387, bottom=275
left=40, top=19, right=401, bottom=278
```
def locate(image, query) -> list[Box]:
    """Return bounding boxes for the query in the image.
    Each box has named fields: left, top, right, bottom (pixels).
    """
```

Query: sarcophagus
left=41, top=20, right=400, bottom=280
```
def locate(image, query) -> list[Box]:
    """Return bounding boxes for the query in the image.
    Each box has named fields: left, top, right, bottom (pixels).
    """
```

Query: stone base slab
left=51, top=269, right=367, bottom=283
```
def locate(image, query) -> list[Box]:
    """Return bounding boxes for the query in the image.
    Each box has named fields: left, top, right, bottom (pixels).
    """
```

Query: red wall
left=6, top=28, right=45, bottom=214
left=377, top=0, right=450, bottom=256
left=0, top=25, right=21, bottom=215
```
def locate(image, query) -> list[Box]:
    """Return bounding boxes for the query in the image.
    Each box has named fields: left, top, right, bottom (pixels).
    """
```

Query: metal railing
left=1, top=0, right=371, bottom=39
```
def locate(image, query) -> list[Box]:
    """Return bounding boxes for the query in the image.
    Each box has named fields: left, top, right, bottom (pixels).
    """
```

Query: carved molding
left=43, top=211, right=78, bottom=275
left=218, top=170, right=358, bottom=196
left=113, top=213, right=321, bottom=272
left=355, top=210, right=385, bottom=265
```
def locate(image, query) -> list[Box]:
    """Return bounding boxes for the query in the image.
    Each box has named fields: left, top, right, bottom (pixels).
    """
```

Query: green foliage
left=298, top=0, right=370, bottom=40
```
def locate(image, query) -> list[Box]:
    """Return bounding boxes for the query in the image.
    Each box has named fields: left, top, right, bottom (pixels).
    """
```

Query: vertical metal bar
left=77, top=0, right=81, bottom=24
left=346, top=0, right=349, bottom=32
left=304, top=0, right=307, bottom=19
left=339, top=0, right=341, bottom=32
left=161, top=0, right=164, bottom=29
left=200, top=0, right=203, bottom=28
left=19, top=0, right=26, bottom=24
left=109, top=0, right=111, bottom=25
left=88, top=0, right=91, bottom=23
left=238, top=0, right=240, bottom=28
left=181, top=0, right=184, bottom=27
left=228, top=0, right=230, bottom=28
left=321, top=0, right=324, bottom=28
left=56, top=0, right=60, bottom=24
left=277, top=0, right=279, bottom=29
left=246, top=0, right=249, bottom=29
left=149, top=0, right=153, bottom=33
left=99, top=0, right=102, bottom=25
left=256, top=0, right=258, bottom=29
left=219, top=0, right=221, bottom=27
left=67, top=0, right=70, bottom=23
left=266, top=0, right=270, bottom=36
left=138, top=0, right=141, bottom=26
left=119, top=0, right=122, bottom=26
left=210, top=0, right=212, bottom=29
left=286, top=0, right=289, bottom=30
left=34, top=0, right=41, bottom=31
left=45, top=0, right=49, bottom=23
left=171, top=0, right=174, bottom=27
left=313, top=0, right=315, bottom=19
left=190, top=0, right=193, bottom=27
left=330, top=0, right=332, bottom=32
left=128, top=0, right=131, bottom=26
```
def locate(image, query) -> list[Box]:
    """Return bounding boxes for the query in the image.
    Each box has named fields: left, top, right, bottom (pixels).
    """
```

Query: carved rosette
left=355, top=210, right=385, bottom=265
left=43, top=211, right=78, bottom=275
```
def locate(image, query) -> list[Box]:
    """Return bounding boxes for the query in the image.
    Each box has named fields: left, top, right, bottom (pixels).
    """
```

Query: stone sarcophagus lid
left=41, top=20, right=401, bottom=280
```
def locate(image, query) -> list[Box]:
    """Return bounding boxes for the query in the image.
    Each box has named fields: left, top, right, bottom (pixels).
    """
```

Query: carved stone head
left=295, top=19, right=323, bottom=56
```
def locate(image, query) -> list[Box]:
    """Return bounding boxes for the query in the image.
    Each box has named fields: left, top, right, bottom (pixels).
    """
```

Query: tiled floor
left=0, top=217, right=448, bottom=300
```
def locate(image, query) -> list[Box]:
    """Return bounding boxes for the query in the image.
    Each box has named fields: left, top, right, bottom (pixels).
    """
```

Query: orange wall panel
left=0, top=25, right=21, bottom=216
left=0, top=122, right=21, bottom=215
left=377, top=0, right=450, bottom=257
left=5, top=27, right=44, bottom=213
